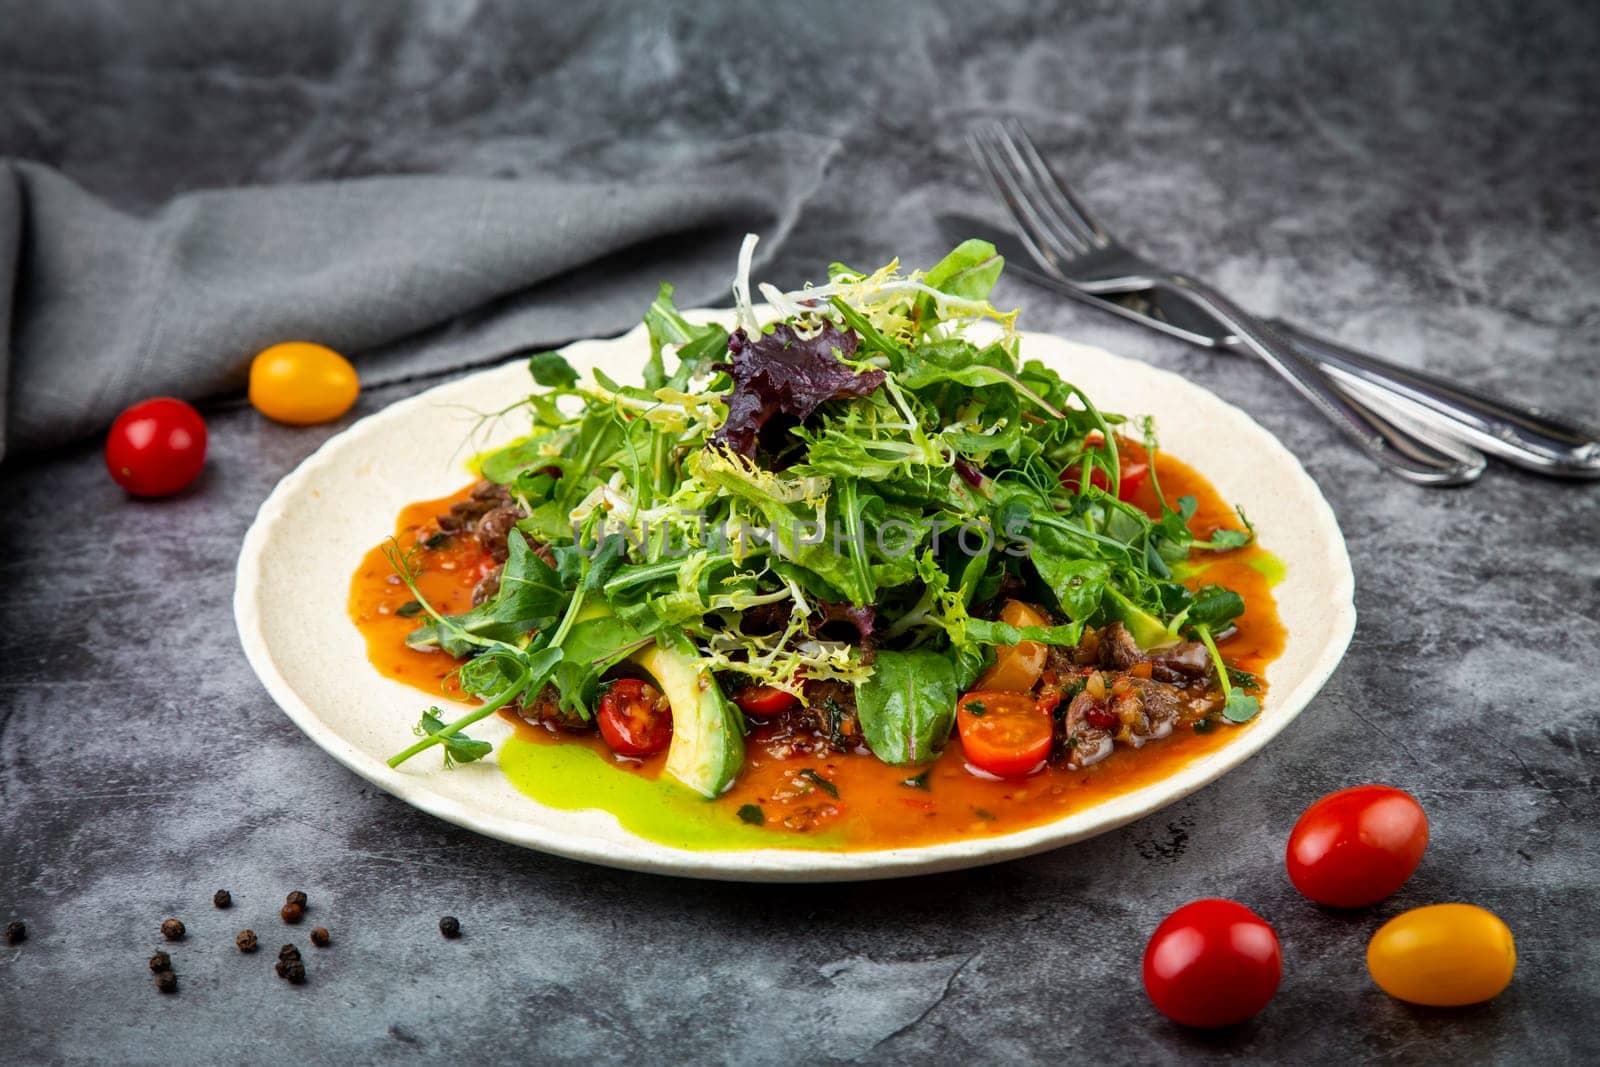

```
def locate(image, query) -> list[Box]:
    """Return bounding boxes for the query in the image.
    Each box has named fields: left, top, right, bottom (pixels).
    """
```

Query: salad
left=382, top=236, right=1260, bottom=799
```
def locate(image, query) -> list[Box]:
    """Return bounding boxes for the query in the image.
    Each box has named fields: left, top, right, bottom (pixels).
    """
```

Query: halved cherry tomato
left=104, top=397, right=208, bottom=497
left=733, top=684, right=800, bottom=719
left=956, top=690, right=1053, bottom=778
left=1143, top=899, right=1282, bottom=1028
left=1061, top=434, right=1149, bottom=501
left=1286, top=785, right=1429, bottom=908
left=973, top=600, right=1050, bottom=692
left=249, top=341, right=360, bottom=425
left=1367, top=904, right=1516, bottom=1007
left=596, top=678, right=673, bottom=757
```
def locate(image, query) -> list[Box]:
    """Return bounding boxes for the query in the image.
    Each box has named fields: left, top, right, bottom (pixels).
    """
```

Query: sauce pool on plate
left=349, top=451, right=1285, bottom=851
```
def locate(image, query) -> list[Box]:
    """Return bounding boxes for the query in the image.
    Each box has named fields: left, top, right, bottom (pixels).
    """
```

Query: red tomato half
left=1143, top=899, right=1282, bottom=1028
left=104, top=397, right=208, bottom=497
left=733, top=685, right=800, bottom=719
left=1061, top=434, right=1149, bottom=501
left=597, top=678, right=673, bottom=757
left=956, top=690, right=1053, bottom=778
left=1286, top=784, right=1429, bottom=908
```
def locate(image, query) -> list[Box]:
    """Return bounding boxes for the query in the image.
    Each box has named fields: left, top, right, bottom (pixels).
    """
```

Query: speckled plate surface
left=235, top=309, right=1354, bottom=881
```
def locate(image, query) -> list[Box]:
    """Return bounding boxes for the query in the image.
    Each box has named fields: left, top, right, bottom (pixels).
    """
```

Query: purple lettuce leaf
left=711, top=322, right=885, bottom=458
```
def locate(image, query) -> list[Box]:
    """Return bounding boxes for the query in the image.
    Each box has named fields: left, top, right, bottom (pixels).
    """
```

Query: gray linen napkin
left=0, top=133, right=837, bottom=461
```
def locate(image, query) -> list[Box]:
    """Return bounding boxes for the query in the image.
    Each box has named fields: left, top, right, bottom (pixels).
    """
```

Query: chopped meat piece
left=471, top=565, right=504, bottom=606
left=441, top=480, right=513, bottom=531
left=1101, top=622, right=1144, bottom=670
left=1044, top=645, right=1076, bottom=680
left=476, top=505, right=528, bottom=562
left=1060, top=691, right=1115, bottom=769
left=1111, top=677, right=1182, bottom=748
left=796, top=681, right=870, bottom=755
left=515, top=682, right=592, bottom=732
left=1101, top=621, right=1211, bottom=683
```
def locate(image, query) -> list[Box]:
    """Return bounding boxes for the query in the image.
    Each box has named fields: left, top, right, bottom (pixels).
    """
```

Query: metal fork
left=968, top=118, right=1487, bottom=487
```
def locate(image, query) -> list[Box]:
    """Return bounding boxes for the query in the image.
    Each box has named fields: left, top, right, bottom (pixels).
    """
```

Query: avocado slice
left=631, top=635, right=744, bottom=797
left=1102, top=587, right=1180, bottom=650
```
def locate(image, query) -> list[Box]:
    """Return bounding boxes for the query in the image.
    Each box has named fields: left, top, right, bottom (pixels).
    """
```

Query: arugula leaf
left=1028, top=532, right=1111, bottom=621
left=829, top=296, right=907, bottom=364
left=1184, top=585, right=1246, bottom=631
left=924, top=239, right=1004, bottom=299
left=551, top=613, right=649, bottom=719
left=915, top=239, right=1004, bottom=328
left=898, top=339, right=1011, bottom=390
left=645, top=282, right=730, bottom=390
left=406, top=531, right=566, bottom=655
left=962, top=618, right=1085, bottom=648
left=854, top=648, right=960, bottom=765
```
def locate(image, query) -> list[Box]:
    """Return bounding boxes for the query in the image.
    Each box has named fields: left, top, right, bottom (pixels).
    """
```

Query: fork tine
left=967, top=128, right=1066, bottom=274
left=995, top=117, right=1112, bottom=250
left=966, top=123, right=1086, bottom=275
left=969, top=120, right=1093, bottom=263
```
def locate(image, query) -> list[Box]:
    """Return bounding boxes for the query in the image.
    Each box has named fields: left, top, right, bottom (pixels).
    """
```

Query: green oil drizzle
left=1172, top=548, right=1286, bottom=588
left=1243, top=550, right=1287, bottom=587
left=497, top=734, right=842, bottom=851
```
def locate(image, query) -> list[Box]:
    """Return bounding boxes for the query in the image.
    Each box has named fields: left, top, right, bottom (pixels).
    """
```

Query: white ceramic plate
left=235, top=310, right=1354, bottom=881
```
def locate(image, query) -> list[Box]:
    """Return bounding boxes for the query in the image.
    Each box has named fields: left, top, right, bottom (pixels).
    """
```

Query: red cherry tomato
left=1061, top=434, right=1149, bottom=501
left=596, top=678, right=673, bottom=757
left=955, top=690, right=1053, bottom=778
left=1143, top=899, right=1282, bottom=1028
left=104, top=397, right=208, bottom=497
left=733, top=685, right=800, bottom=719
left=1286, top=784, right=1429, bottom=908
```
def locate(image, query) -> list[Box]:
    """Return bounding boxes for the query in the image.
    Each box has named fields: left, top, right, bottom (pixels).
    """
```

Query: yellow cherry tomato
left=1366, top=903, right=1516, bottom=1007
left=973, top=599, right=1050, bottom=691
left=249, top=342, right=360, bottom=425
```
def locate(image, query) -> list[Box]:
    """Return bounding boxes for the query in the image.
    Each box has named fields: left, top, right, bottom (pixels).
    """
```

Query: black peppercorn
left=276, top=957, right=306, bottom=984
left=4, top=921, right=23, bottom=945
left=160, top=918, right=186, bottom=941
left=148, top=950, right=172, bottom=973
left=156, top=970, right=178, bottom=994
left=438, top=915, right=461, bottom=939
left=285, top=891, right=308, bottom=908
left=280, top=902, right=305, bottom=925
left=278, top=944, right=301, bottom=963
left=310, top=927, right=330, bottom=947
left=236, top=930, right=259, bottom=953
left=213, top=889, right=232, bottom=909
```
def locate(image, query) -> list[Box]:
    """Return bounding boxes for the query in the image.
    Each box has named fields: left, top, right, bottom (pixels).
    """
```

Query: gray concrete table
left=3, top=2, right=1597, bottom=1063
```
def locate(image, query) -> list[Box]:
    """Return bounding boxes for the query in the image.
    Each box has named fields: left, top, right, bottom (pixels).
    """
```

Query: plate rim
left=235, top=311, right=1355, bottom=882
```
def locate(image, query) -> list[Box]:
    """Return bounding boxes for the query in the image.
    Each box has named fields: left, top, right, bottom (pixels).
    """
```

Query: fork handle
left=1263, top=320, right=1600, bottom=479
left=1160, top=276, right=1487, bottom=486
